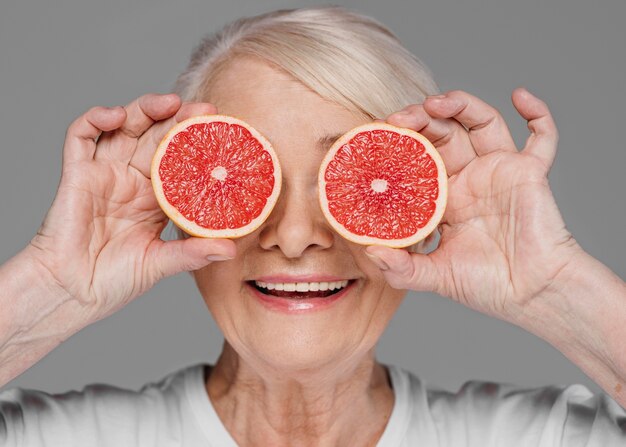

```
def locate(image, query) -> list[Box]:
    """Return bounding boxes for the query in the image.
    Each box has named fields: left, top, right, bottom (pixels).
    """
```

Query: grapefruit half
left=151, top=115, right=281, bottom=238
left=319, top=123, right=447, bottom=247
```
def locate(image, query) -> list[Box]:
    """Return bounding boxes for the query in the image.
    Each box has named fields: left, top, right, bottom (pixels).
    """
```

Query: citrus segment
left=152, top=115, right=281, bottom=238
left=319, top=123, right=447, bottom=247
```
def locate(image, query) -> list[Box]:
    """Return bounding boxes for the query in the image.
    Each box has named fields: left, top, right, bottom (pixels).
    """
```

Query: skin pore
left=191, top=57, right=406, bottom=446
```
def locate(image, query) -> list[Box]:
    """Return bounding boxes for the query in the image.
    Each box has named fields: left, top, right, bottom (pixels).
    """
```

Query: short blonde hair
left=174, top=7, right=439, bottom=119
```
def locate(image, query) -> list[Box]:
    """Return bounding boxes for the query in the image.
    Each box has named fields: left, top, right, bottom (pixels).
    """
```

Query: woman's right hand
left=27, top=93, right=236, bottom=320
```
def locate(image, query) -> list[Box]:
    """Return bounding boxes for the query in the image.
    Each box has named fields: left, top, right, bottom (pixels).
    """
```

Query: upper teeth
left=255, top=280, right=349, bottom=292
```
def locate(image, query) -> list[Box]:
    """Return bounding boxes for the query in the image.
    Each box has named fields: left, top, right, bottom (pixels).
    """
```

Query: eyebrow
left=316, top=133, right=344, bottom=151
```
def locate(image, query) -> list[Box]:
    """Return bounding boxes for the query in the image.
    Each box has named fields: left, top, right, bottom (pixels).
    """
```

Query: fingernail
left=427, top=94, right=447, bottom=100
left=390, top=110, right=410, bottom=118
left=520, top=86, right=534, bottom=97
left=365, top=252, right=390, bottom=271
left=206, top=254, right=233, bottom=262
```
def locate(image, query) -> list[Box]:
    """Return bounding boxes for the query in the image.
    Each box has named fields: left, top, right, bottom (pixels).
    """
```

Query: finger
left=147, top=236, right=236, bottom=280
left=512, top=87, right=559, bottom=171
left=121, top=93, right=181, bottom=139
left=63, top=106, right=126, bottom=164
left=387, top=104, right=477, bottom=176
left=172, top=101, right=219, bottom=122
left=95, top=93, right=182, bottom=163
left=130, top=102, right=219, bottom=178
left=365, top=246, right=444, bottom=294
left=424, top=90, right=517, bottom=156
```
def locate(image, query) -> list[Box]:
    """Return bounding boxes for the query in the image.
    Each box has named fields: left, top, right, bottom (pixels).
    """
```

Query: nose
left=258, top=182, right=334, bottom=258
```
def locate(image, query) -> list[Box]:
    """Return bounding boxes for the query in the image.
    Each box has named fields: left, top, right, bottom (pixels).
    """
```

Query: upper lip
left=250, top=275, right=355, bottom=283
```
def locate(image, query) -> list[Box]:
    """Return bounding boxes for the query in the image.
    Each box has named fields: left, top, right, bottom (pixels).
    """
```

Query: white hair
left=174, top=7, right=439, bottom=119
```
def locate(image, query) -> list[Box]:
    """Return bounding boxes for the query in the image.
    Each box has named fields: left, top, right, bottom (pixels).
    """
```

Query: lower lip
left=247, top=282, right=353, bottom=314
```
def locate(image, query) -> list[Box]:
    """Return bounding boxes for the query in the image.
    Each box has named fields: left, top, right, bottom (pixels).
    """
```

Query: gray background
left=1, top=0, right=624, bottom=395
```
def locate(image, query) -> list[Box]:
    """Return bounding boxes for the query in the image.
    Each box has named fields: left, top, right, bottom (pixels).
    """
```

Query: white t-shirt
left=1, top=364, right=625, bottom=446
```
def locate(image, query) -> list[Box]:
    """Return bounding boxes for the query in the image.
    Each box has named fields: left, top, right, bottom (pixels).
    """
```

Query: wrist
left=20, top=243, right=73, bottom=301
left=0, top=245, right=95, bottom=344
left=516, top=248, right=626, bottom=400
left=518, top=250, right=608, bottom=351
left=0, top=246, right=99, bottom=385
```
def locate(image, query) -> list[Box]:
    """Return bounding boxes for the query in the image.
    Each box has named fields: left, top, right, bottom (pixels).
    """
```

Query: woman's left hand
left=366, top=89, right=582, bottom=322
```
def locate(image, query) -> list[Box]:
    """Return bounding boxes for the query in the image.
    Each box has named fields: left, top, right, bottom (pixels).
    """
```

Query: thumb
left=147, top=237, right=236, bottom=280
left=365, top=246, right=443, bottom=293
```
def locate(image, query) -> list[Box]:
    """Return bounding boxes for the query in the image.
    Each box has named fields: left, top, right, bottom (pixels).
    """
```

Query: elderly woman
left=0, top=7, right=625, bottom=446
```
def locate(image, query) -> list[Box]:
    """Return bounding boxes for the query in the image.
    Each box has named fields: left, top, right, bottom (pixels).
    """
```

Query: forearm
left=518, top=251, right=626, bottom=406
left=0, top=246, right=94, bottom=387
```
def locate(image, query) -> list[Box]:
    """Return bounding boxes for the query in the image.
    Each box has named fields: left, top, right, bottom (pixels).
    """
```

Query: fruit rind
left=151, top=115, right=282, bottom=238
left=318, top=122, right=447, bottom=248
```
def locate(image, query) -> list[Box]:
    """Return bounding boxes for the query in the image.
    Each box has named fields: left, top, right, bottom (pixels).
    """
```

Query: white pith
left=370, top=179, right=388, bottom=193
left=211, top=166, right=228, bottom=181
left=255, top=280, right=349, bottom=292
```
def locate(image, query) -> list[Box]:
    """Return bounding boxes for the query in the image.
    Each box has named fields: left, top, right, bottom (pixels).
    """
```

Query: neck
left=206, top=343, right=394, bottom=447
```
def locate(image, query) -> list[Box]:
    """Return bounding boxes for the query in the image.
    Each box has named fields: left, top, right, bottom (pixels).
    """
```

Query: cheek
left=193, top=261, right=242, bottom=315
left=354, top=248, right=407, bottom=324
left=193, top=236, right=254, bottom=305
left=359, top=276, right=406, bottom=337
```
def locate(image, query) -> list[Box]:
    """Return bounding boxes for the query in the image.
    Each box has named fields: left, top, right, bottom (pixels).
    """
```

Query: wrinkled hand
left=28, top=94, right=236, bottom=320
left=366, top=89, right=582, bottom=321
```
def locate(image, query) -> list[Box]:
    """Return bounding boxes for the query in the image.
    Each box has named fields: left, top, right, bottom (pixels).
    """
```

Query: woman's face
left=193, top=57, right=406, bottom=373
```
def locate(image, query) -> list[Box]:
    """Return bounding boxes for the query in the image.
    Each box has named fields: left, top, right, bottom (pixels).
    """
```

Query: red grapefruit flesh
left=151, top=115, right=281, bottom=238
left=319, top=123, right=447, bottom=247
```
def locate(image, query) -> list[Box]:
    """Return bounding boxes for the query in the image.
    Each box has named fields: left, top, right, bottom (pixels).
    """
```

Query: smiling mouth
left=249, top=280, right=353, bottom=299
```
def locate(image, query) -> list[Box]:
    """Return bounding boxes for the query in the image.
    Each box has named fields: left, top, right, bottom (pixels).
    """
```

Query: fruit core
left=211, top=166, right=228, bottom=181
left=370, top=179, right=388, bottom=193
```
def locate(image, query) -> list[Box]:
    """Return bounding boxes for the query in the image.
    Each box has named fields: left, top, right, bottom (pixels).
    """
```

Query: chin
left=233, top=330, right=371, bottom=377
left=223, top=309, right=391, bottom=378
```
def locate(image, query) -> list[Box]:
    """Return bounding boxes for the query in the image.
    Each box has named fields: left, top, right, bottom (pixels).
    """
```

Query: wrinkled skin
left=368, top=89, right=581, bottom=323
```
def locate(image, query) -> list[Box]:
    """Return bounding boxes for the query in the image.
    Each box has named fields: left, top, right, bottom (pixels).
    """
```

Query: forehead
left=206, top=57, right=304, bottom=111
left=204, top=57, right=368, bottom=146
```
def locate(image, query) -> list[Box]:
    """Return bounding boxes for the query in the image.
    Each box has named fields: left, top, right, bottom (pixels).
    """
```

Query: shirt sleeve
left=0, top=384, right=168, bottom=447
left=0, top=365, right=210, bottom=447
left=427, top=381, right=626, bottom=446
left=0, top=387, right=75, bottom=446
